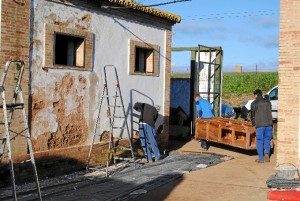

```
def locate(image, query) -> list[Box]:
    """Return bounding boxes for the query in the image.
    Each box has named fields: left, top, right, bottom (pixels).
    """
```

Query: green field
left=223, top=72, right=278, bottom=95
left=171, top=72, right=278, bottom=94
left=171, top=72, right=278, bottom=106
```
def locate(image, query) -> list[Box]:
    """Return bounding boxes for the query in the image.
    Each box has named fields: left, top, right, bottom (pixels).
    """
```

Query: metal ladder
left=0, top=60, right=42, bottom=200
left=86, top=65, right=136, bottom=177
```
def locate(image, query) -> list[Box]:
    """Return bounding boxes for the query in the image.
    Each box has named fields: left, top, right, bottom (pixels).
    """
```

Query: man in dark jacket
left=251, top=89, right=273, bottom=163
left=134, top=102, right=160, bottom=162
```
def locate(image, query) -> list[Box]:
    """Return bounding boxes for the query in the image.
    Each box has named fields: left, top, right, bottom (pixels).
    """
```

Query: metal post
left=207, top=47, right=212, bottom=103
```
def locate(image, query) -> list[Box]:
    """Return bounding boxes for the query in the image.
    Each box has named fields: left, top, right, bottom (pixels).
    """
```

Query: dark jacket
left=133, top=102, right=158, bottom=128
left=251, top=96, right=273, bottom=127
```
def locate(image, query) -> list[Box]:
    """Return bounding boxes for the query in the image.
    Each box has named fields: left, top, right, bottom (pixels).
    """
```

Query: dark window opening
left=134, top=47, right=154, bottom=73
left=54, top=33, right=85, bottom=67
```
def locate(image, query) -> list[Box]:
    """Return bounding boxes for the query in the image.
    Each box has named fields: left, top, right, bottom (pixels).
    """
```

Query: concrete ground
left=134, top=139, right=276, bottom=201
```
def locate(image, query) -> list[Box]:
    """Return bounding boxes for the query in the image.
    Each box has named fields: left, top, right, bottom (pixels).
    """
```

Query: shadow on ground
left=0, top=147, right=227, bottom=201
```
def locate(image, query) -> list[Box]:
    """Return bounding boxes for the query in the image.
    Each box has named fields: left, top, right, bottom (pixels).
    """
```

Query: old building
left=0, top=0, right=180, bottom=175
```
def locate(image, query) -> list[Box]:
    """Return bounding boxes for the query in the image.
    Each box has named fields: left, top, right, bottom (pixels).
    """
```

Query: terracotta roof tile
left=107, top=0, right=181, bottom=23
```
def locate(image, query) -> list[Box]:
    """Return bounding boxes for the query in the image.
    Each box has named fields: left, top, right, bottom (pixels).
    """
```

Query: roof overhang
left=107, top=0, right=181, bottom=23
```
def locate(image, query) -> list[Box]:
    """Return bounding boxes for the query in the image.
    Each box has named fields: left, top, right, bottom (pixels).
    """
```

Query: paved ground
left=133, top=139, right=276, bottom=201
left=0, top=139, right=276, bottom=201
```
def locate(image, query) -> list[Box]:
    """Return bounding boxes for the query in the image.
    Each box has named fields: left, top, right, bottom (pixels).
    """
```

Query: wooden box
left=195, top=117, right=257, bottom=150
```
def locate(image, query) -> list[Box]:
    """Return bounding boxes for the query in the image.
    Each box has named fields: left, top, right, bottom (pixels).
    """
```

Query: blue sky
left=139, top=0, right=280, bottom=72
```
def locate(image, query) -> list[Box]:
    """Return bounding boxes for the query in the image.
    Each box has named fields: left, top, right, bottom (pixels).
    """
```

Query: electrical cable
left=182, top=10, right=279, bottom=21
left=185, top=10, right=279, bottom=18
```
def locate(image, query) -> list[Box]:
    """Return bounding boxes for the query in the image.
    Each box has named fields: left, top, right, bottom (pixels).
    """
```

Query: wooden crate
left=195, top=117, right=257, bottom=150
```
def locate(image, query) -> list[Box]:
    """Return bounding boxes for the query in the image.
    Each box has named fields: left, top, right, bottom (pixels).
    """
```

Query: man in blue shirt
left=194, top=94, right=214, bottom=118
left=221, top=104, right=236, bottom=119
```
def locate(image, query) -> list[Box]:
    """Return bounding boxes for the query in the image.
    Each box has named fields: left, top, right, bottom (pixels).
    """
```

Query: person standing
left=194, top=94, right=214, bottom=118
left=251, top=89, right=273, bottom=163
left=134, top=102, right=160, bottom=162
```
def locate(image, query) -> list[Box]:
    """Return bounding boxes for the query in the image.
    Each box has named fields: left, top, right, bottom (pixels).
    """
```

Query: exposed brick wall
left=277, top=0, right=300, bottom=166
left=0, top=0, right=30, bottom=155
left=0, top=142, right=109, bottom=185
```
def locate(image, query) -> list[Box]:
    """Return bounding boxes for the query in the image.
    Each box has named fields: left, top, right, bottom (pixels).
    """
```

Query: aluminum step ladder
left=86, top=65, right=136, bottom=177
left=0, top=60, right=42, bottom=200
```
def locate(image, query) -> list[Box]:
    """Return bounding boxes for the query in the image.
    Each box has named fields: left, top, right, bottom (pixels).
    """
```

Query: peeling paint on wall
left=30, top=0, right=168, bottom=151
left=32, top=73, right=89, bottom=151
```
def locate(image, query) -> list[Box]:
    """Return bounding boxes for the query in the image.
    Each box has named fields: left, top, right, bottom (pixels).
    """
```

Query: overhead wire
left=182, top=10, right=279, bottom=21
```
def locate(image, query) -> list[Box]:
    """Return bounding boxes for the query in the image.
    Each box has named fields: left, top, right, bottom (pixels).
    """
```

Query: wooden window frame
left=44, top=23, right=93, bottom=71
left=129, top=40, right=159, bottom=76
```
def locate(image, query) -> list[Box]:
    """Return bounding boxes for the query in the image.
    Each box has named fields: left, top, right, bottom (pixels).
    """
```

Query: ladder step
left=113, top=127, right=126, bottom=129
left=113, top=146, right=131, bottom=151
left=103, top=95, right=119, bottom=98
left=0, top=103, right=24, bottom=109
left=108, top=116, right=125, bottom=119
left=113, top=157, right=134, bottom=162
left=109, top=105, right=122, bottom=108
left=88, top=167, right=106, bottom=172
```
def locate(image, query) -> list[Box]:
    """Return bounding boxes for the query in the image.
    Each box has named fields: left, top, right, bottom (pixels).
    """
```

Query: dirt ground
left=133, top=139, right=276, bottom=201
left=223, top=93, right=254, bottom=107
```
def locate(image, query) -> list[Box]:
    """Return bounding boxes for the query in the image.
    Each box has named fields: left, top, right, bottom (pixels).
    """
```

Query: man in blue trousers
left=251, top=89, right=273, bottom=163
left=134, top=102, right=160, bottom=163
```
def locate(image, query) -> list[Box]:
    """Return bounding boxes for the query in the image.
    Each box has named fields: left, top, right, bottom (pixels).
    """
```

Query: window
left=269, top=87, right=278, bottom=100
left=134, top=47, right=154, bottom=73
left=129, top=40, right=159, bottom=76
left=44, top=24, right=93, bottom=71
left=55, top=33, right=85, bottom=67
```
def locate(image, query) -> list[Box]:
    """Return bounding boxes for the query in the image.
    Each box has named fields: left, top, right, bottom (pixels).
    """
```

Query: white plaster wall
left=31, top=0, right=167, bottom=142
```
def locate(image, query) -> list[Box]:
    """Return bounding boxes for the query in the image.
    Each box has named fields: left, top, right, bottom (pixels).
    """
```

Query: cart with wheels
left=195, top=117, right=257, bottom=150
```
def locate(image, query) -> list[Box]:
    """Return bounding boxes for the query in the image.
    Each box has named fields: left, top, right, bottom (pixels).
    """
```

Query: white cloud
left=262, top=35, right=279, bottom=48
left=225, top=60, right=278, bottom=72
left=252, top=16, right=279, bottom=28
left=239, top=34, right=279, bottom=48
left=174, top=21, right=228, bottom=36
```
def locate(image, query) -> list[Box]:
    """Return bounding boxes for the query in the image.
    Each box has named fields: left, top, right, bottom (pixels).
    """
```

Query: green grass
left=171, top=73, right=190, bottom=79
left=223, top=72, right=278, bottom=95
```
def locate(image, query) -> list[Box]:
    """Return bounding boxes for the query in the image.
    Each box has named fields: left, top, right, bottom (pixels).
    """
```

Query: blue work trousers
left=256, top=126, right=273, bottom=162
left=139, top=123, right=160, bottom=162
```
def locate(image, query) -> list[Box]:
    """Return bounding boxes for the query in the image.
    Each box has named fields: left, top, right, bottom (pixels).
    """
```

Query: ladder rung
left=113, top=157, right=134, bottom=161
left=88, top=167, right=106, bottom=171
left=113, top=146, right=131, bottom=151
left=108, top=116, right=125, bottom=119
left=0, top=103, right=24, bottom=109
left=103, top=95, right=119, bottom=98
left=109, top=105, right=122, bottom=108
left=113, top=127, right=126, bottom=129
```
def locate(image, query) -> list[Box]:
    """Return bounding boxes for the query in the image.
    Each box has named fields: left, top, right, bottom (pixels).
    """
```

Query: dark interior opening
left=54, top=33, right=85, bottom=67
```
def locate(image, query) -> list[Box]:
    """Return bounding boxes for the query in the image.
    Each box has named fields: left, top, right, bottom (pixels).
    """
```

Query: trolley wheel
left=200, top=139, right=209, bottom=151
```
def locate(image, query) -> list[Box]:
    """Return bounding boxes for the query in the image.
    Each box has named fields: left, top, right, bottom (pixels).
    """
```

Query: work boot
left=255, top=159, right=264, bottom=163
left=264, top=154, right=270, bottom=162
